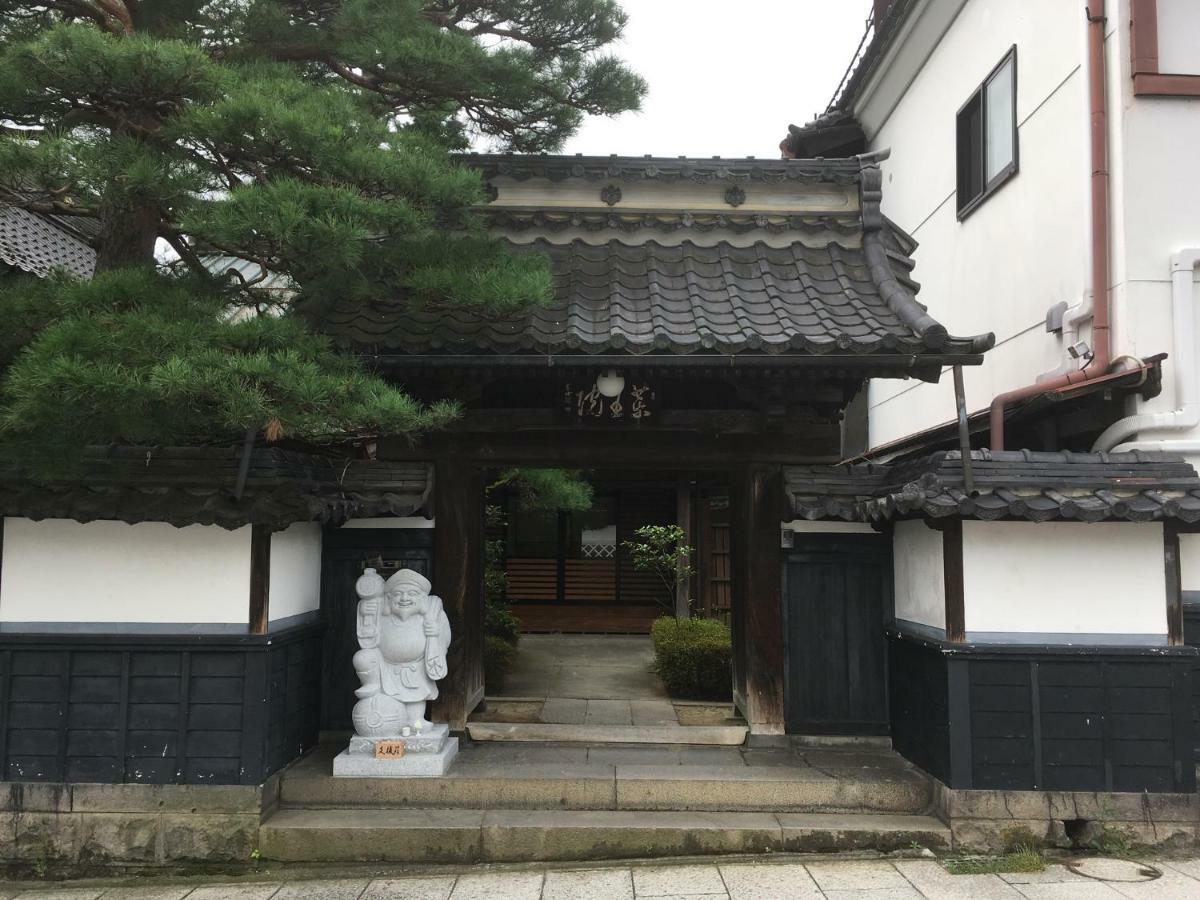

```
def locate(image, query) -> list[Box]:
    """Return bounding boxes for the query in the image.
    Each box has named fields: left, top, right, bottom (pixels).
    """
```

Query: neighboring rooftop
left=0, top=203, right=97, bottom=279
left=786, top=450, right=1200, bottom=523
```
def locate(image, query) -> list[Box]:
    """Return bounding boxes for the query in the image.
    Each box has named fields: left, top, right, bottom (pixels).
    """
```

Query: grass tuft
left=943, top=848, right=1045, bottom=876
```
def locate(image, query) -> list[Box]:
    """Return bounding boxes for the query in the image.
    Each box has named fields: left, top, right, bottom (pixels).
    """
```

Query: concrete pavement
left=3, top=856, right=1198, bottom=899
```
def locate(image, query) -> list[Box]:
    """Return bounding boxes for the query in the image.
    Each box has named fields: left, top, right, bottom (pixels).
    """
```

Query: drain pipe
left=1093, top=250, right=1200, bottom=452
left=989, top=0, right=1113, bottom=450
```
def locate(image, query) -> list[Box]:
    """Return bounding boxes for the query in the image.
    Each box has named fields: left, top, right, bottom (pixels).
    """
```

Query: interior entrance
left=470, top=468, right=745, bottom=740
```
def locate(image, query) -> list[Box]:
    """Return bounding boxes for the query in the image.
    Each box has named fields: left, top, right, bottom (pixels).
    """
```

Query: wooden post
left=1165, top=521, right=1184, bottom=646
left=728, top=463, right=786, bottom=735
left=430, top=459, right=485, bottom=731
left=249, top=524, right=271, bottom=635
left=675, top=475, right=693, bottom=619
left=942, top=519, right=966, bottom=643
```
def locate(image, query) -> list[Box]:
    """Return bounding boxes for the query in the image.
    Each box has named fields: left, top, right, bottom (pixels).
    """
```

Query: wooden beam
left=249, top=524, right=271, bottom=636
left=675, top=475, right=693, bottom=618
left=1165, top=521, right=1184, bottom=646
left=942, top=519, right=965, bottom=643
left=430, top=459, right=485, bottom=731
left=728, top=463, right=786, bottom=734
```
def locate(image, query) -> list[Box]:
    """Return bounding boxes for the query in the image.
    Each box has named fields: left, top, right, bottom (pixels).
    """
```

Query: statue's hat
left=384, top=568, right=431, bottom=594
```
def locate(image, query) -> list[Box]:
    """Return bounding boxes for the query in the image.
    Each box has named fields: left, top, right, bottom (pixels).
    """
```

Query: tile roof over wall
left=0, top=447, right=432, bottom=530
left=316, top=156, right=993, bottom=369
left=786, top=450, right=1200, bottom=523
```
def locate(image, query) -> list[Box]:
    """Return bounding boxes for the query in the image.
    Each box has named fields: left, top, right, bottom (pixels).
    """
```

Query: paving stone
left=678, top=748, right=744, bottom=766
left=542, top=868, right=634, bottom=900
left=185, top=885, right=282, bottom=900
left=739, top=749, right=805, bottom=768
left=273, top=878, right=370, bottom=899
left=805, top=860, right=909, bottom=892
left=589, top=747, right=681, bottom=767
left=1009, top=884, right=1126, bottom=899
left=630, top=701, right=677, bottom=726
left=584, top=700, right=632, bottom=726
left=1108, top=868, right=1200, bottom=899
left=1158, top=859, right=1200, bottom=880
left=360, top=877, right=456, bottom=900
left=1000, top=866, right=1089, bottom=885
left=541, top=698, right=588, bottom=725
left=823, top=888, right=925, bottom=900
left=1068, top=860, right=1157, bottom=883
left=96, top=889, right=193, bottom=900
left=892, top=861, right=1023, bottom=899
left=718, top=862, right=821, bottom=898
left=12, top=891, right=103, bottom=900
left=448, top=871, right=543, bottom=899
left=632, top=864, right=727, bottom=896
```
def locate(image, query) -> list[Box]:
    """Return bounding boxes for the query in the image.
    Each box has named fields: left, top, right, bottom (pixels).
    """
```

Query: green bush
left=485, top=600, right=521, bottom=646
left=650, top=616, right=732, bottom=700
left=483, top=634, right=517, bottom=693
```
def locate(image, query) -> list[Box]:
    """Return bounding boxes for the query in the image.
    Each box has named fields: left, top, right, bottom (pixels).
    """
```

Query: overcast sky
left=560, top=0, right=874, bottom=159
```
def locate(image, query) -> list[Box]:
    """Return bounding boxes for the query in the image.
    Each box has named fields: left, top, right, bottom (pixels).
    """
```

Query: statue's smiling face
left=387, top=587, right=426, bottom=616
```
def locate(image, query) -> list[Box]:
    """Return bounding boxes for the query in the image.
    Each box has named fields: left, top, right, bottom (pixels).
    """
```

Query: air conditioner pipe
left=1092, top=249, right=1200, bottom=452
left=989, top=0, right=1112, bottom=450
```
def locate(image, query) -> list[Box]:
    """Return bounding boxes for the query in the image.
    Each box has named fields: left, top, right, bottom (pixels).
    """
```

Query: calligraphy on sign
left=375, top=741, right=407, bottom=759
left=563, top=382, right=655, bottom=421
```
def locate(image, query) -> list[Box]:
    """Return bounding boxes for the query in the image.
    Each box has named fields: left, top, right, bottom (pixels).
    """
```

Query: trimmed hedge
left=650, top=616, right=733, bottom=700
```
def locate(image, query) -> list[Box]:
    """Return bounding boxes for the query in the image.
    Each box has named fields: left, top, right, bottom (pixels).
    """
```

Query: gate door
left=784, top=533, right=892, bottom=735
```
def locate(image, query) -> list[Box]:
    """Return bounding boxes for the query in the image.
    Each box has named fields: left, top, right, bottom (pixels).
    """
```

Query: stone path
left=493, top=635, right=667, bottom=701
left=6, top=857, right=1200, bottom=899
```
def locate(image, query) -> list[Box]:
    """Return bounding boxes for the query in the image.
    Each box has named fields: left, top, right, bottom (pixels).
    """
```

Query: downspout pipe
left=1093, top=249, right=1200, bottom=451
left=989, top=0, right=1113, bottom=450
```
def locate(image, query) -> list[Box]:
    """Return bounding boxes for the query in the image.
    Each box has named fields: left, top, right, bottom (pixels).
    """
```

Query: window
left=956, top=46, right=1018, bottom=219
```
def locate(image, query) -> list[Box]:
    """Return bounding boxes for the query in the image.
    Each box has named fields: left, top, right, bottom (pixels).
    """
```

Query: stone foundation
left=0, top=777, right=280, bottom=870
left=933, top=780, right=1200, bottom=852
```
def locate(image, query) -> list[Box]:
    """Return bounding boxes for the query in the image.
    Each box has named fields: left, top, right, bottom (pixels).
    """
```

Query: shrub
left=483, top=634, right=517, bottom=693
left=485, top=600, right=521, bottom=646
left=650, top=616, right=732, bottom=700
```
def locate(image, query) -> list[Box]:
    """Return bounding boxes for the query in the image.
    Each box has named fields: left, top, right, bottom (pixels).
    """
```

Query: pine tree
left=0, top=1, right=643, bottom=474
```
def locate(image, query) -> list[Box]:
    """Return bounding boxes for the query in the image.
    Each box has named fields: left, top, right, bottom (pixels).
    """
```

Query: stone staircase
left=258, top=742, right=951, bottom=863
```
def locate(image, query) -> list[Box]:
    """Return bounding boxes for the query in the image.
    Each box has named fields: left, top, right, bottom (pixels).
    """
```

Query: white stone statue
left=351, top=567, right=452, bottom=737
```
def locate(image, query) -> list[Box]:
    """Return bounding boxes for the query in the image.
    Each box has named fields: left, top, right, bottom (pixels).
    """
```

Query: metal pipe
left=989, top=0, right=1113, bottom=450
left=1094, top=249, right=1200, bottom=451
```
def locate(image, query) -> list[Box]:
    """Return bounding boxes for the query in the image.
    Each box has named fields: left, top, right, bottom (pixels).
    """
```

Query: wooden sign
left=563, top=381, right=656, bottom=421
left=375, top=741, right=407, bottom=759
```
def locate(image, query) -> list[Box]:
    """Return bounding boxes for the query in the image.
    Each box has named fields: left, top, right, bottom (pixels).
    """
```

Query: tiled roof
left=0, top=447, right=431, bottom=530
left=323, top=234, right=992, bottom=358
left=0, top=205, right=96, bottom=279
left=786, top=450, right=1200, bottom=523
left=463, top=154, right=863, bottom=184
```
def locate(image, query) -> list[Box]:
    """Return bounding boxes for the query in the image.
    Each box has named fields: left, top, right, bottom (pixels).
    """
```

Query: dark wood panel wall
left=0, top=625, right=321, bottom=785
left=887, top=630, right=1197, bottom=793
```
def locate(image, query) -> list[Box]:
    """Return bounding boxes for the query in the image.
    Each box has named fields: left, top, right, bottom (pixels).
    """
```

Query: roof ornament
left=600, top=184, right=623, bottom=206
left=724, top=186, right=746, bottom=207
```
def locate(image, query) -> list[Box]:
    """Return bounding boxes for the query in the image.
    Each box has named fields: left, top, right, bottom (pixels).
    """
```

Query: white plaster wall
left=268, top=522, right=322, bottom=622
left=857, top=0, right=1090, bottom=447
left=783, top=520, right=877, bottom=535
left=893, top=519, right=946, bottom=630
left=960, top=521, right=1167, bottom=637
left=1180, top=532, right=1200, bottom=591
left=0, top=517, right=250, bottom=624
left=341, top=517, right=434, bottom=529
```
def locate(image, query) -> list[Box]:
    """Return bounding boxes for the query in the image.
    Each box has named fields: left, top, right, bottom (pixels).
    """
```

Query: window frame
left=955, top=45, right=1019, bottom=222
left=1131, top=0, right=1200, bottom=97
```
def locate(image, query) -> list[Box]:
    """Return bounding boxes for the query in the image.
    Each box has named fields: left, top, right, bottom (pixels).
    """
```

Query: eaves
left=850, top=0, right=969, bottom=140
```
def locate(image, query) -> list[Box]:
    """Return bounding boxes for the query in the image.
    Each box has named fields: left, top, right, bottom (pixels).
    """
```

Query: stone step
left=465, top=722, right=749, bottom=744
left=280, top=763, right=932, bottom=814
left=258, top=807, right=951, bottom=863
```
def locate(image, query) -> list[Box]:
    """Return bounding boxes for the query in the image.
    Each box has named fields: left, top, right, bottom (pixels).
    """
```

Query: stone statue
left=333, top=567, right=459, bottom=777
left=351, top=567, right=451, bottom=736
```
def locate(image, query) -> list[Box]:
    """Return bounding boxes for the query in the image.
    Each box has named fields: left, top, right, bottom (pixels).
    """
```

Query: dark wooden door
left=697, top=497, right=731, bottom=623
left=784, top=534, right=891, bottom=735
left=319, top=527, right=434, bottom=731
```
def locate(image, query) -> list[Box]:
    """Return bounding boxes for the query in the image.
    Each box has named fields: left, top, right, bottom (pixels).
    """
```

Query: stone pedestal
left=332, top=723, right=458, bottom=778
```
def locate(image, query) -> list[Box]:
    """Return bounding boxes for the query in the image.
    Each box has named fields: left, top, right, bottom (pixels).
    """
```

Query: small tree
left=623, top=524, right=694, bottom=615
